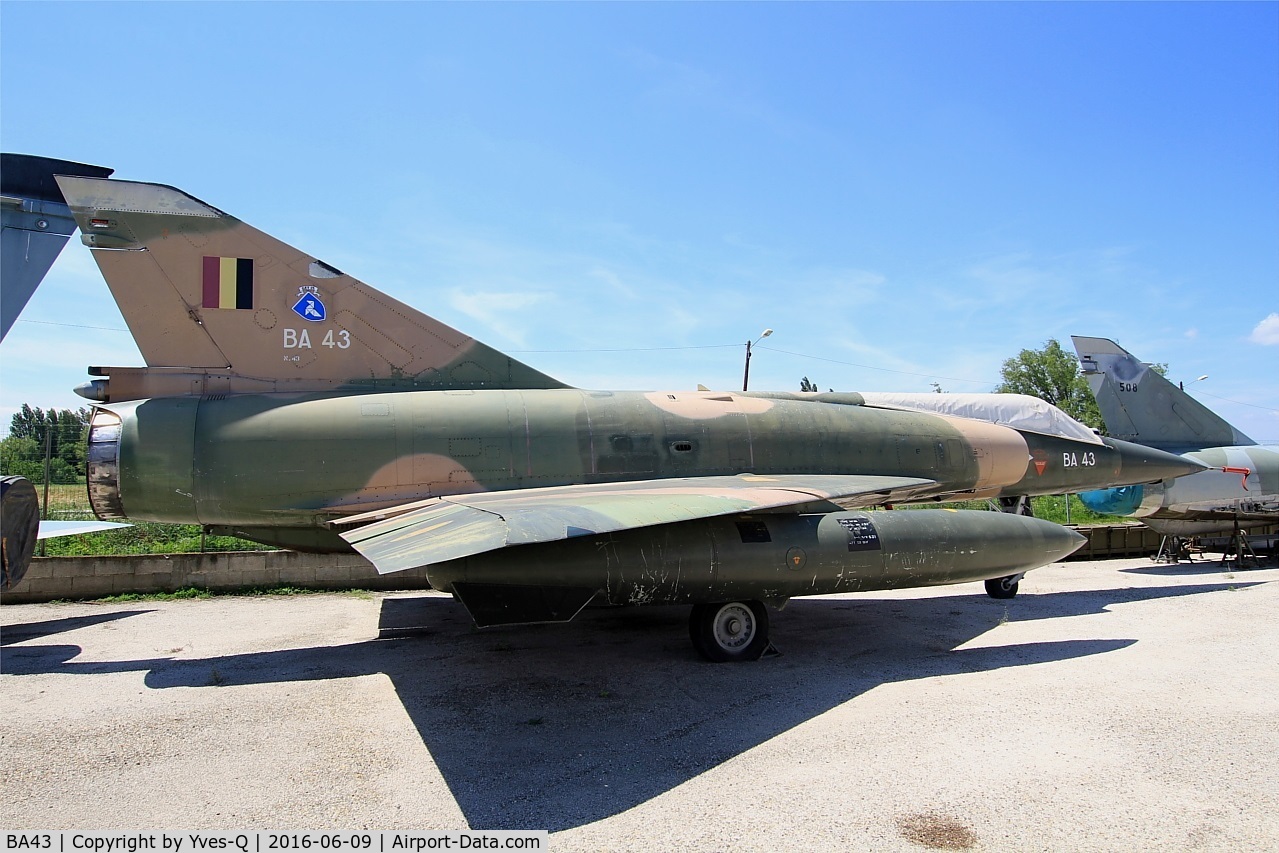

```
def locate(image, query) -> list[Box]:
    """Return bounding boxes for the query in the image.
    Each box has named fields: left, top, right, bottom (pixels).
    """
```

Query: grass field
left=37, top=483, right=94, bottom=517
left=35, top=482, right=272, bottom=556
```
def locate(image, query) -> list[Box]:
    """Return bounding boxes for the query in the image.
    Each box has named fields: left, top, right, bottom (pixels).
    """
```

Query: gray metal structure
left=1073, top=335, right=1278, bottom=536
left=0, top=154, right=113, bottom=340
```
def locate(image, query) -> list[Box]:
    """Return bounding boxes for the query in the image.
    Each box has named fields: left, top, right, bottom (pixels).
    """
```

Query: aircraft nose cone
left=1106, top=438, right=1207, bottom=484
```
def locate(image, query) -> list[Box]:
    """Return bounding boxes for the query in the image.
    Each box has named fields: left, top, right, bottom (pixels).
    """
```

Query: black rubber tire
left=984, top=575, right=1020, bottom=599
left=1, top=475, right=40, bottom=591
left=689, top=600, right=770, bottom=662
left=997, top=496, right=1034, bottom=516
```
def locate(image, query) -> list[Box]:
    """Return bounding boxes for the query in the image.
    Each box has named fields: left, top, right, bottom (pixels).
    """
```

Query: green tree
left=53, top=408, right=89, bottom=473
left=8, top=404, right=46, bottom=441
left=799, top=376, right=818, bottom=392
left=996, top=339, right=1103, bottom=430
left=2, top=406, right=90, bottom=483
left=0, top=435, right=43, bottom=480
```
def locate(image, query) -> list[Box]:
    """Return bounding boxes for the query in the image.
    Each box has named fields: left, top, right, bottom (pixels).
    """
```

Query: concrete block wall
left=2, top=550, right=433, bottom=604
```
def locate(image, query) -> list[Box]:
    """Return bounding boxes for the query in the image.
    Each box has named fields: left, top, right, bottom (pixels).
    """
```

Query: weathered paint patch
left=643, top=391, right=775, bottom=419
left=936, top=414, right=1029, bottom=489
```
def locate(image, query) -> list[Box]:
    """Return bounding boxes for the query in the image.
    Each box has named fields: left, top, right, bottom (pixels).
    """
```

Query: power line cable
left=1195, top=390, right=1279, bottom=415
left=17, top=319, right=130, bottom=332
left=508, top=344, right=740, bottom=353
left=16, top=318, right=1277, bottom=415
left=755, top=345, right=994, bottom=386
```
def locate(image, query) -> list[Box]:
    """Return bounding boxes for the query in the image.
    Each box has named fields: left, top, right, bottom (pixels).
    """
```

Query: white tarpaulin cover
left=858, top=392, right=1104, bottom=446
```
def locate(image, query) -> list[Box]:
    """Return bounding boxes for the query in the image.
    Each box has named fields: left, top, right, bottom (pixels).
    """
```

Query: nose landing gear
left=984, top=573, right=1023, bottom=599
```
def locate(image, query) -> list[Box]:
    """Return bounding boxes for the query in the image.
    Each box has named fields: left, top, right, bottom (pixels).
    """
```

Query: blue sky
left=3, top=2, right=1277, bottom=441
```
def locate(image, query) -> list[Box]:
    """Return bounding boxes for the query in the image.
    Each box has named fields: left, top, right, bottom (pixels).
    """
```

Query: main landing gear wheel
left=689, top=600, right=770, bottom=662
left=1, top=475, right=40, bottom=592
left=984, top=574, right=1021, bottom=599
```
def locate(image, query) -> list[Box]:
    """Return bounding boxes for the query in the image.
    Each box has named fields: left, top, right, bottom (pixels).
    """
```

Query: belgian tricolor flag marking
left=202, top=256, right=254, bottom=309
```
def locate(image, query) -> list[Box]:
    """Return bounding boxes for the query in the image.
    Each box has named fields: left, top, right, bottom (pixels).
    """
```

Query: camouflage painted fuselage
left=90, top=388, right=1195, bottom=550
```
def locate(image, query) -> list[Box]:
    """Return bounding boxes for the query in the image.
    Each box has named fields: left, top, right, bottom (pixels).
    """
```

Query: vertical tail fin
left=55, top=175, right=567, bottom=401
left=1071, top=336, right=1254, bottom=451
left=1, top=154, right=113, bottom=340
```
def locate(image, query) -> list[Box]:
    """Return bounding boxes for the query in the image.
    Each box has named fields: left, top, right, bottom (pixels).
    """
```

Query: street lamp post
left=742, top=328, right=773, bottom=392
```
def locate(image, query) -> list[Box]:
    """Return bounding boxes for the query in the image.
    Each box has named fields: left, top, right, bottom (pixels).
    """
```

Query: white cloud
left=818, top=268, right=887, bottom=295
left=447, top=290, right=551, bottom=347
left=624, top=48, right=812, bottom=140
left=1184, top=328, right=1199, bottom=339
left=964, top=252, right=1055, bottom=298
left=1248, top=313, right=1279, bottom=346
left=588, top=267, right=637, bottom=300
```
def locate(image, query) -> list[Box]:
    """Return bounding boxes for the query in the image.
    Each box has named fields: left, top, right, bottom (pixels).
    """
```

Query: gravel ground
left=2, top=556, right=1277, bottom=851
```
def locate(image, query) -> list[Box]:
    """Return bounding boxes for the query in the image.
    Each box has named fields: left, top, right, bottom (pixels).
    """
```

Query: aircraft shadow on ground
left=0, top=581, right=1264, bottom=830
left=1120, top=561, right=1277, bottom=577
left=0, top=609, right=153, bottom=646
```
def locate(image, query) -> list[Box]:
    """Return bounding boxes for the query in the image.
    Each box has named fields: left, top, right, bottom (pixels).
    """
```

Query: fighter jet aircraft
left=27, top=172, right=1203, bottom=658
left=1071, top=336, right=1278, bottom=537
